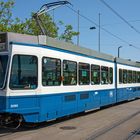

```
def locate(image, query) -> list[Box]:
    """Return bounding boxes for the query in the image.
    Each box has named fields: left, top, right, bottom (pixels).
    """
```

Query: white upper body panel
left=7, top=44, right=115, bottom=96
left=117, top=63, right=140, bottom=88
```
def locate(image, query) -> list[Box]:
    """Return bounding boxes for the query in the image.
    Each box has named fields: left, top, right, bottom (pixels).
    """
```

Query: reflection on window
left=42, top=57, right=61, bottom=86
left=10, top=55, right=38, bottom=90
left=109, top=67, right=113, bottom=84
left=133, top=71, right=136, bottom=83
left=127, top=70, right=132, bottom=83
left=119, top=69, right=123, bottom=84
left=91, top=64, right=100, bottom=85
left=63, top=60, right=77, bottom=85
left=123, top=69, right=127, bottom=84
left=79, top=63, right=90, bottom=85
left=101, top=66, right=108, bottom=84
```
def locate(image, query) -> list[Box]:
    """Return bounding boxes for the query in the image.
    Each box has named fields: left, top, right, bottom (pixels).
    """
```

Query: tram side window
left=42, top=57, right=61, bottom=86
left=9, top=55, right=38, bottom=90
left=109, top=67, right=113, bottom=84
left=132, top=71, right=136, bottom=83
left=123, top=69, right=127, bottom=84
left=119, top=69, right=123, bottom=84
left=63, top=60, right=77, bottom=85
left=127, top=70, right=132, bottom=83
left=137, top=72, right=140, bottom=83
left=91, top=64, right=100, bottom=85
left=101, top=66, right=108, bottom=84
left=79, top=63, right=90, bottom=85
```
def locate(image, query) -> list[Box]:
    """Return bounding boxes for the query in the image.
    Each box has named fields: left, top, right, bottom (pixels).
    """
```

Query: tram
left=0, top=32, right=139, bottom=126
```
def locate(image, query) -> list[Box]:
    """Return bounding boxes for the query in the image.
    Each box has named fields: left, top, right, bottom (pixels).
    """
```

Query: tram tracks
left=86, top=110, right=140, bottom=140
left=0, top=127, right=17, bottom=138
left=125, top=127, right=140, bottom=140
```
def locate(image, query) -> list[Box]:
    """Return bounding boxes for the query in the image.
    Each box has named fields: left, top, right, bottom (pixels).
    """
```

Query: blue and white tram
left=116, top=58, right=140, bottom=102
left=0, top=32, right=139, bottom=124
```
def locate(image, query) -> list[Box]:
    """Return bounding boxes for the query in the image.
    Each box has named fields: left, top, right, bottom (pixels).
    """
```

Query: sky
left=6, top=0, right=140, bottom=61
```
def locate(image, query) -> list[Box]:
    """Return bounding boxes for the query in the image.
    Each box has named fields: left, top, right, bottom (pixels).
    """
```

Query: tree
left=59, top=24, right=79, bottom=43
left=0, top=0, right=15, bottom=31
left=0, top=0, right=79, bottom=43
left=0, top=0, right=58, bottom=37
left=24, top=14, right=58, bottom=37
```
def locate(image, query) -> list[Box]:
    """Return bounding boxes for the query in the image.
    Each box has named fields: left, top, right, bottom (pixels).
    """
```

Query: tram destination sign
left=0, top=33, right=8, bottom=52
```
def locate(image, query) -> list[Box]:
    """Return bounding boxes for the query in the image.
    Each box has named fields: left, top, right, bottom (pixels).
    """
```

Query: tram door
left=91, top=91, right=100, bottom=108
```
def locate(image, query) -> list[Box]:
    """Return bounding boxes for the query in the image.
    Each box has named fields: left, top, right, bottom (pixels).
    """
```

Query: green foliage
left=0, top=0, right=79, bottom=43
left=0, top=0, right=14, bottom=23
left=0, top=0, right=15, bottom=31
left=59, top=24, right=79, bottom=43
left=24, top=14, right=58, bottom=37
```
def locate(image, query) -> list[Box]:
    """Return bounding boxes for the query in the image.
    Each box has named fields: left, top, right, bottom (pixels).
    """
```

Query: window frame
left=109, top=67, right=113, bottom=84
left=132, top=71, right=136, bottom=83
left=137, top=71, right=140, bottom=83
left=9, top=54, right=38, bottom=90
left=63, top=59, right=77, bottom=86
left=91, top=64, right=100, bottom=85
left=0, top=55, right=9, bottom=89
left=42, top=56, right=61, bottom=87
left=101, top=66, right=109, bottom=85
left=79, top=62, right=90, bottom=85
left=127, top=70, right=132, bottom=83
left=119, top=68, right=123, bottom=84
left=123, top=69, right=127, bottom=84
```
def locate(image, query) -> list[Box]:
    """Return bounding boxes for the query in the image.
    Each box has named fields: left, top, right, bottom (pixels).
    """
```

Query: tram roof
left=2, top=32, right=140, bottom=67
left=5, top=32, right=114, bottom=62
left=115, top=57, right=140, bottom=67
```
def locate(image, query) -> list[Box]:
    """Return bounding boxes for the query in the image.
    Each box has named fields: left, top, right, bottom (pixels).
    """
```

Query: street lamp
left=89, top=26, right=96, bottom=50
left=90, top=13, right=101, bottom=52
left=118, top=46, right=123, bottom=58
left=90, top=27, right=96, bottom=30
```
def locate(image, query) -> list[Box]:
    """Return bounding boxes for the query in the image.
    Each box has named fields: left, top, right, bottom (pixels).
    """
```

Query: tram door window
left=91, top=64, right=100, bottom=85
left=9, top=55, right=38, bottom=89
left=79, top=63, right=90, bottom=85
left=101, top=66, right=108, bottom=84
left=63, top=60, right=77, bottom=85
left=119, top=69, right=123, bottom=84
left=42, top=57, right=61, bottom=86
left=123, top=69, right=127, bottom=84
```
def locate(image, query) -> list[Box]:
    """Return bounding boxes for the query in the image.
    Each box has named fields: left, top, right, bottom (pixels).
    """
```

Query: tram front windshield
left=0, top=55, right=8, bottom=88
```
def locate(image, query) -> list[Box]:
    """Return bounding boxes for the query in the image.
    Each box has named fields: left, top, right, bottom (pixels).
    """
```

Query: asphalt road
left=0, top=99, right=140, bottom=140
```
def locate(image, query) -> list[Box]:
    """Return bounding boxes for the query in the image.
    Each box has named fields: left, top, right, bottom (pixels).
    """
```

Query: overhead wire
left=99, top=0, right=140, bottom=34
left=65, top=5, right=140, bottom=51
left=102, top=19, right=140, bottom=27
